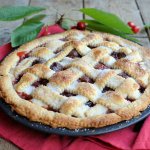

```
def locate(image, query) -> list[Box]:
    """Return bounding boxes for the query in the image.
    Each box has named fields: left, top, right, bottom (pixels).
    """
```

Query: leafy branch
left=144, top=24, right=150, bottom=29
left=0, top=6, right=46, bottom=47
left=0, top=6, right=144, bottom=47
left=79, top=8, right=140, bottom=43
left=80, top=8, right=133, bottom=34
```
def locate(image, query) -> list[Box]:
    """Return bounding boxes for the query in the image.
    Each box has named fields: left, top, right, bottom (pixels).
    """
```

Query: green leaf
left=82, top=19, right=139, bottom=43
left=11, top=21, right=44, bottom=47
left=144, top=24, right=150, bottom=29
left=121, top=34, right=141, bottom=44
left=24, top=14, right=46, bottom=24
left=82, top=19, right=122, bottom=35
left=61, top=18, right=76, bottom=30
left=0, top=6, right=45, bottom=21
left=80, top=8, right=133, bottom=34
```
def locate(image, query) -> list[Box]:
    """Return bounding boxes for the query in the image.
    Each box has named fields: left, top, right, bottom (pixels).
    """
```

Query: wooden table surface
left=0, top=0, right=150, bottom=149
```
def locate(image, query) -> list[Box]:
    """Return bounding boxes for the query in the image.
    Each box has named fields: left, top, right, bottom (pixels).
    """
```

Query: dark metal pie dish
left=0, top=99, right=149, bottom=136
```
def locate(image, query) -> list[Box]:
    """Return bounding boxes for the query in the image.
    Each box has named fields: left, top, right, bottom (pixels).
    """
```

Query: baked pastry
left=0, top=30, right=150, bottom=129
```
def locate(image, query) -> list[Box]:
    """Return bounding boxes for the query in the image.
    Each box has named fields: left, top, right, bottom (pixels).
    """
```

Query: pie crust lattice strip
left=0, top=30, right=150, bottom=129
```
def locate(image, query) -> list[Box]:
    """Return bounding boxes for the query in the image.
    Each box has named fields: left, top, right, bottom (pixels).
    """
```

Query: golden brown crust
left=0, top=29, right=150, bottom=129
left=26, top=64, right=53, bottom=79
left=49, top=68, right=80, bottom=89
left=114, top=59, right=149, bottom=87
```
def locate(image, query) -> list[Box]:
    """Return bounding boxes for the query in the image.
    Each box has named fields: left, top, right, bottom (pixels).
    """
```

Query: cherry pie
left=0, top=30, right=150, bottom=129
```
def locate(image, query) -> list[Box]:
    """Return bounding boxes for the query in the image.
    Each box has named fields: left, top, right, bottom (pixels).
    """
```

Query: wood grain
left=136, top=0, right=150, bottom=38
left=84, top=0, right=145, bottom=34
left=30, top=0, right=83, bottom=25
left=0, top=138, right=19, bottom=150
left=84, top=0, right=150, bottom=47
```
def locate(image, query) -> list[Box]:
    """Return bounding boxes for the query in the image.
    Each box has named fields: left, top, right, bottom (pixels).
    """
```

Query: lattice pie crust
left=0, top=30, right=150, bottom=129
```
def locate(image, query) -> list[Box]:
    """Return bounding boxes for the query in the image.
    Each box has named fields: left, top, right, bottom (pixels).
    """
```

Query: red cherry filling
left=118, top=72, right=129, bottom=79
left=60, top=38, right=67, bottom=41
left=32, top=79, right=49, bottom=87
left=104, top=37, right=110, bottom=41
left=31, top=59, right=43, bottom=66
left=102, top=86, right=114, bottom=93
left=17, top=51, right=26, bottom=57
left=88, top=45, right=97, bottom=49
left=13, top=74, right=23, bottom=84
left=78, top=75, right=94, bottom=83
left=94, top=63, right=109, bottom=70
left=50, top=62, right=63, bottom=72
left=40, top=43, right=46, bottom=47
left=17, top=92, right=32, bottom=100
left=67, top=50, right=81, bottom=58
left=126, top=98, right=135, bottom=102
left=107, top=109, right=114, bottom=113
left=111, top=52, right=126, bottom=60
left=61, top=91, right=76, bottom=97
left=17, top=51, right=29, bottom=62
left=139, top=86, right=145, bottom=93
left=54, top=49, right=62, bottom=54
left=42, top=105, right=59, bottom=112
left=85, top=101, right=95, bottom=107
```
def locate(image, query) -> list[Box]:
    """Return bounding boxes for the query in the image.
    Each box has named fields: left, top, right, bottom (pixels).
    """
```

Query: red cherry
left=94, top=63, right=108, bottom=70
left=17, top=51, right=29, bottom=62
left=132, top=26, right=140, bottom=34
left=17, top=51, right=26, bottom=58
left=79, top=75, right=94, bottom=83
left=71, top=26, right=77, bottom=29
left=127, top=21, right=136, bottom=28
left=77, top=22, right=86, bottom=30
left=17, top=92, right=32, bottom=100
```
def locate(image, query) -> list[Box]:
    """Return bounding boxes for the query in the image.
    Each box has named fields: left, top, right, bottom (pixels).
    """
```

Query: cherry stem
left=55, top=14, right=65, bottom=25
